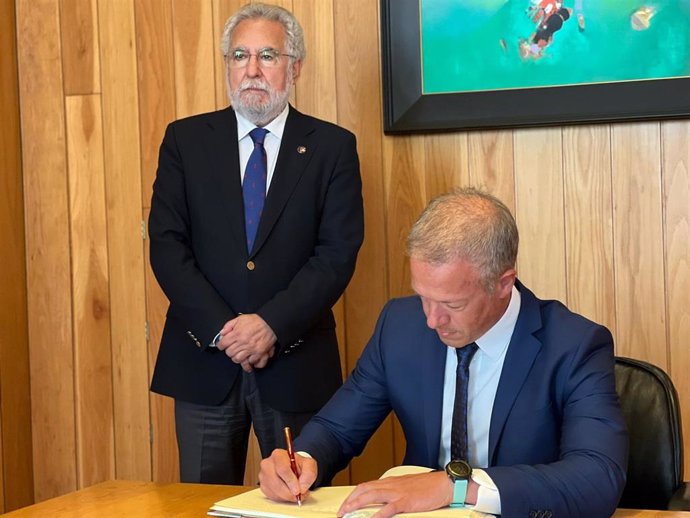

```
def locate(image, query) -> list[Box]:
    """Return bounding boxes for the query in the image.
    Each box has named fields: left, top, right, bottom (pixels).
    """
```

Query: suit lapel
left=488, top=281, right=543, bottom=464
left=206, top=107, right=246, bottom=255
left=250, top=106, right=315, bottom=257
left=422, top=328, right=448, bottom=465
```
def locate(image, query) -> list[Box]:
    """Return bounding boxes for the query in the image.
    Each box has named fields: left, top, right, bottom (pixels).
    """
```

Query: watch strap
left=450, top=479, right=468, bottom=507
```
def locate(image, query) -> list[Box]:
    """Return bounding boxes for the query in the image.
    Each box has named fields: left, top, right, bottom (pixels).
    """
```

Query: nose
left=424, top=301, right=449, bottom=330
left=245, top=54, right=262, bottom=77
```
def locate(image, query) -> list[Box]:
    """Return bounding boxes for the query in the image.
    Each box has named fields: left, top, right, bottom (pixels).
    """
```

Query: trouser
left=174, top=370, right=314, bottom=484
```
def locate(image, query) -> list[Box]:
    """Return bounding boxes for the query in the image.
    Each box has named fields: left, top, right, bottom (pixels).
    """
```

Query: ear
left=495, top=269, right=516, bottom=298
left=290, top=59, right=302, bottom=83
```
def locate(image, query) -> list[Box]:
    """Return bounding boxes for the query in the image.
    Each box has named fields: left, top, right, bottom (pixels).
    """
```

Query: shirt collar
left=235, top=103, right=290, bottom=141
left=475, top=285, right=521, bottom=359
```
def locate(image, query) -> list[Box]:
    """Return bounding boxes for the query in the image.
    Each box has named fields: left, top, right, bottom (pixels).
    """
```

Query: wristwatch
left=445, top=460, right=472, bottom=507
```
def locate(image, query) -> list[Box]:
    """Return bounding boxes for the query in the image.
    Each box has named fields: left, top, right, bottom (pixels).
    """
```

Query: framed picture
left=381, top=0, right=690, bottom=133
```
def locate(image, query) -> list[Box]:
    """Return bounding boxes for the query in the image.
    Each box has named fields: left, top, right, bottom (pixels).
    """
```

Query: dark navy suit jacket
left=149, top=106, right=363, bottom=412
left=295, top=281, right=628, bottom=517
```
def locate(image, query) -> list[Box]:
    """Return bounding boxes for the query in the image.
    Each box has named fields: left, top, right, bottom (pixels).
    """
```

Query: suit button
left=246, top=261, right=255, bottom=270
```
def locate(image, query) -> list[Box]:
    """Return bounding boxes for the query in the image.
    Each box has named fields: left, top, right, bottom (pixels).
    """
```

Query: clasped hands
left=215, top=314, right=277, bottom=372
left=258, top=449, right=455, bottom=518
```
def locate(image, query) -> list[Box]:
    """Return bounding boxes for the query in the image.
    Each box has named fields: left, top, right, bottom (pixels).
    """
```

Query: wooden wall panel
left=661, top=120, right=690, bottom=475
left=172, top=0, right=216, bottom=118
left=424, top=134, right=470, bottom=198
left=16, top=0, right=78, bottom=502
left=135, top=0, right=176, bottom=208
left=10, top=0, right=690, bottom=501
left=611, top=123, right=666, bottom=367
left=468, top=131, right=515, bottom=211
left=0, top=0, right=33, bottom=510
left=333, top=0, right=392, bottom=484
left=293, top=0, right=336, bottom=124
left=60, top=0, right=100, bottom=95
left=562, top=126, right=616, bottom=333
left=65, top=95, right=115, bottom=487
left=97, top=0, right=151, bottom=482
left=514, top=128, right=566, bottom=300
left=134, top=0, right=176, bottom=480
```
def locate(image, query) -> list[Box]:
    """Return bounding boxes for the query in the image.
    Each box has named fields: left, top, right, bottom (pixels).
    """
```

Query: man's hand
left=216, top=314, right=277, bottom=368
left=258, top=449, right=318, bottom=504
left=337, top=471, right=453, bottom=518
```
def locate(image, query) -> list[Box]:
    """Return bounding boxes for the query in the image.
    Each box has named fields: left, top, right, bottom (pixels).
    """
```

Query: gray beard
left=229, top=79, right=291, bottom=127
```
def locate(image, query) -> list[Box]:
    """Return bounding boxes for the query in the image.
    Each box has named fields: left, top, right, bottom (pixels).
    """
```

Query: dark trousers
left=174, top=370, right=314, bottom=485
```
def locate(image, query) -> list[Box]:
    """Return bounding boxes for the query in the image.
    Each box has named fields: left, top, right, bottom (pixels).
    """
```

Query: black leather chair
left=614, top=356, right=690, bottom=510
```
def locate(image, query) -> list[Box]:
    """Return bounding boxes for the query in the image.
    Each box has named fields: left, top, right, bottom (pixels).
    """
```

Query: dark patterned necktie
left=450, top=342, right=479, bottom=460
left=243, top=127, right=269, bottom=253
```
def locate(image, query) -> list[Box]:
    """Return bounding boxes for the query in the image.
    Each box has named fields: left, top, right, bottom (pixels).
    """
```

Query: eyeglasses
left=225, top=48, right=296, bottom=69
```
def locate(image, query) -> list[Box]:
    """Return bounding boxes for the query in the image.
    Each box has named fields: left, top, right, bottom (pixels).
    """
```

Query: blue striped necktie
left=243, top=127, right=268, bottom=253
left=450, top=342, right=479, bottom=460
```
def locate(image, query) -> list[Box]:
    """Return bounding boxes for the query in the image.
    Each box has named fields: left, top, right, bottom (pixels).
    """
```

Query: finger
left=296, top=457, right=318, bottom=494
left=338, top=484, right=389, bottom=516
left=258, top=456, right=297, bottom=502
left=260, top=450, right=306, bottom=503
left=370, top=502, right=401, bottom=518
left=252, top=355, right=269, bottom=369
left=241, top=360, right=253, bottom=373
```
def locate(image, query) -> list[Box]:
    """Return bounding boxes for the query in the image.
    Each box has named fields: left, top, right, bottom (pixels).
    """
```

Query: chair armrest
left=668, top=482, right=690, bottom=511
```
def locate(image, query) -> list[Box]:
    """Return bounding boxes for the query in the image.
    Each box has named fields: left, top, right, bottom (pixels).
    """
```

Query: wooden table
left=1, top=480, right=688, bottom=517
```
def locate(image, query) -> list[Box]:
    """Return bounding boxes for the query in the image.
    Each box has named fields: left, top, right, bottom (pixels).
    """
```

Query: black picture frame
left=381, top=0, right=690, bottom=133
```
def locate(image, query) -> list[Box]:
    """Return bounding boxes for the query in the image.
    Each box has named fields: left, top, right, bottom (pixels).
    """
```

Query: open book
left=208, top=466, right=492, bottom=517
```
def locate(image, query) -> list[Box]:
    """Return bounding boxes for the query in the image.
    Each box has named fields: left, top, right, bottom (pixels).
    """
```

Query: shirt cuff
left=468, top=468, right=501, bottom=516
left=209, top=332, right=222, bottom=348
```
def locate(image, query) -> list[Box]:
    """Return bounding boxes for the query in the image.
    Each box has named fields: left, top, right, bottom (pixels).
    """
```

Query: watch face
left=446, top=460, right=472, bottom=480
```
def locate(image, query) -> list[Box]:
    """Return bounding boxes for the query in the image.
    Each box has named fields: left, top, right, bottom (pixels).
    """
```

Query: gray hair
left=406, top=187, right=519, bottom=290
left=220, top=3, right=306, bottom=63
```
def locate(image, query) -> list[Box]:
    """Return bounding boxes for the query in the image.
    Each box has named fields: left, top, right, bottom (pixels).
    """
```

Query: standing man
left=149, top=3, right=364, bottom=485
left=259, top=188, right=627, bottom=517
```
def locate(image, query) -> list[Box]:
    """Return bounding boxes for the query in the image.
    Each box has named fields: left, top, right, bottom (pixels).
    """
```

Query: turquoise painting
left=421, top=0, right=690, bottom=93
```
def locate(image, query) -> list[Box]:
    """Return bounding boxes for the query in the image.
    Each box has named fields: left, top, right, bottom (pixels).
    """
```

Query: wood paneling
left=60, top=0, right=100, bottom=95
left=172, top=0, right=216, bottom=118
left=611, top=123, right=666, bottom=367
left=65, top=95, right=115, bottom=487
left=293, top=0, right=336, bottom=124
left=0, top=0, right=33, bottom=511
left=17, top=0, right=77, bottom=502
left=10, top=0, right=690, bottom=500
left=468, top=130, right=515, bottom=210
left=562, top=125, right=616, bottom=332
left=661, top=121, right=690, bottom=475
left=424, top=133, right=470, bottom=198
left=135, top=0, right=176, bottom=208
left=514, top=128, right=566, bottom=300
left=97, top=0, right=151, bottom=482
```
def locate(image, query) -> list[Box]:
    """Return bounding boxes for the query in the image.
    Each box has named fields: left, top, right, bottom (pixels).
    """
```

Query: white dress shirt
left=236, top=104, right=289, bottom=190
left=438, top=285, right=521, bottom=515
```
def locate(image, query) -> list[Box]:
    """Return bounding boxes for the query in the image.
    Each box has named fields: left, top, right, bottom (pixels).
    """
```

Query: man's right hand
left=258, top=449, right=318, bottom=504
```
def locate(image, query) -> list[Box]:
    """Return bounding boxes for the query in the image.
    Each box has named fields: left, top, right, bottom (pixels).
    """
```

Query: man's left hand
left=337, top=471, right=453, bottom=518
left=219, top=314, right=277, bottom=367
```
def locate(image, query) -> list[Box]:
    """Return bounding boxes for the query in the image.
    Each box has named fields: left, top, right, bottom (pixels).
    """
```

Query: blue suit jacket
left=295, top=281, right=628, bottom=517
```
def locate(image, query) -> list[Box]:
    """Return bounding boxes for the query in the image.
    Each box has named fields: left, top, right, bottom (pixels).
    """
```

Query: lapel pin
left=297, top=146, right=307, bottom=154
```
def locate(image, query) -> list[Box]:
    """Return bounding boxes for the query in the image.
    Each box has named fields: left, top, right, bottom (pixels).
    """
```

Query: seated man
left=259, top=187, right=628, bottom=517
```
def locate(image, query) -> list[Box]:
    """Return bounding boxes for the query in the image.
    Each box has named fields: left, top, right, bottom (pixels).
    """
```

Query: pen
left=283, top=426, right=302, bottom=507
